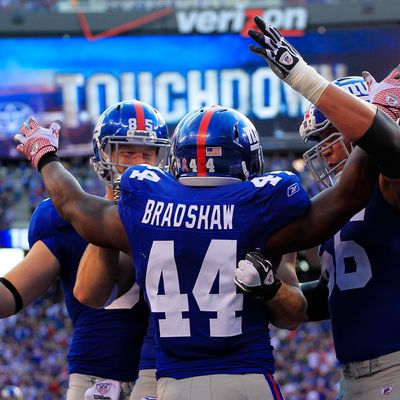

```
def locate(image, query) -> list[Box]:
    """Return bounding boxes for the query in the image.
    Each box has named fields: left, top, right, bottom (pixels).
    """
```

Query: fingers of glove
left=28, top=117, right=39, bottom=133
left=19, top=122, right=31, bottom=138
left=254, top=16, right=268, bottom=35
left=249, top=44, right=267, bottom=57
left=253, top=17, right=282, bottom=43
left=234, top=266, right=261, bottom=288
left=14, top=133, right=27, bottom=145
left=246, top=251, right=264, bottom=265
left=362, top=71, right=377, bottom=93
left=268, top=24, right=284, bottom=43
left=248, top=29, right=278, bottom=52
left=238, top=259, right=255, bottom=271
left=49, top=120, right=62, bottom=137
left=384, top=65, right=400, bottom=82
left=16, top=143, right=25, bottom=154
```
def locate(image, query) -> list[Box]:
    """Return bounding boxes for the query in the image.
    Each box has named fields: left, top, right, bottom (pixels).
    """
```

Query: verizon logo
left=176, top=7, right=308, bottom=36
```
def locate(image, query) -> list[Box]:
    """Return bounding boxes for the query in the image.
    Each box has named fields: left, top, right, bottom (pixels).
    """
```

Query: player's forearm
left=74, top=244, right=120, bottom=308
left=0, top=281, right=20, bottom=318
left=265, top=284, right=306, bottom=330
left=40, top=159, right=115, bottom=247
left=315, top=83, right=377, bottom=142
left=40, top=159, right=88, bottom=221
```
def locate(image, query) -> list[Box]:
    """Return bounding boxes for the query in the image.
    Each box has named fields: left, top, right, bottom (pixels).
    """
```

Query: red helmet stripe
left=134, top=101, right=146, bottom=130
left=196, top=107, right=216, bottom=176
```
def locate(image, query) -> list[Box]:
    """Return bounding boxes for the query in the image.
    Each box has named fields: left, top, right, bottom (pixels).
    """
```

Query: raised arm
left=14, top=118, right=129, bottom=253
left=248, top=17, right=400, bottom=178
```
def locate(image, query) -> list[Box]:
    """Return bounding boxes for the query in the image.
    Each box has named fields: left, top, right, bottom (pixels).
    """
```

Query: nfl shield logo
left=96, top=383, right=111, bottom=395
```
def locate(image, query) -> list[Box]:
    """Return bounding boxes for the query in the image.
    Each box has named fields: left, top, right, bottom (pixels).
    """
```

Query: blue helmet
left=299, top=76, right=370, bottom=187
left=1, top=386, right=23, bottom=399
left=299, top=76, right=370, bottom=142
left=91, top=100, right=171, bottom=186
left=170, top=105, right=263, bottom=186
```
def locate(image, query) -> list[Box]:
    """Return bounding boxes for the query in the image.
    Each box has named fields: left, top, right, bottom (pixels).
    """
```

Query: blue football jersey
left=28, top=199, right=149, bottom=381
left=118, top=165, right=310, bottom=379
left=320, top=187, right=400, bottom=364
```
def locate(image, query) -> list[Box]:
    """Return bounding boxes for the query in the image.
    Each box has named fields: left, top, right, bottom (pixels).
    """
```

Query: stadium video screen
left=0, top=26, right=399, bottom=158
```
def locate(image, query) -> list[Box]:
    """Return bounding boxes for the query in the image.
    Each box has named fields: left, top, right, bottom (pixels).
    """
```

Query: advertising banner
left=0, top=27, right=399, bottom=157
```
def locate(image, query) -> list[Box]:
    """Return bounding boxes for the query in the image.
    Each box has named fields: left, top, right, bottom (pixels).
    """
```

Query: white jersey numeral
left=146, top=241, right=190, bottom=337
left=146, top=239, right=243, bottom=338
left=322, top=211, right=372, bottom=294
left=129, top=169, right=161, bottom=182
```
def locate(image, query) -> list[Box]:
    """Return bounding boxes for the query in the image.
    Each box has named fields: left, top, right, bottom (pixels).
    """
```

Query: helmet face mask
left=91, top=100, right=171, bottom=187
left=303, top=132, right=351, bottom=188
left=170, top=105, right=264, bottom=186
left=300, top=76, right=370, bottom=188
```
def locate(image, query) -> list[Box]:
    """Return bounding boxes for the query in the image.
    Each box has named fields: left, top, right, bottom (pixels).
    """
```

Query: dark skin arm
left=40, top=161, right=130, bottom=254
left=264, top=147, right=379, bottom=256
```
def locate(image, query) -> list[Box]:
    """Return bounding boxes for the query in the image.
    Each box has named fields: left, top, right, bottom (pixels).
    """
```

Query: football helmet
left=0, top=386, right=23, bottom=399
left=299, top=76, right=370, bottom=187
left=170, top=105, right=263, bottom=186
left=91, top=100, right=171, bottom=186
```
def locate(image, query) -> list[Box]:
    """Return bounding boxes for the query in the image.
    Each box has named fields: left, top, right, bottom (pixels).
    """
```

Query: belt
left=343, top=358, right=383, bottom=379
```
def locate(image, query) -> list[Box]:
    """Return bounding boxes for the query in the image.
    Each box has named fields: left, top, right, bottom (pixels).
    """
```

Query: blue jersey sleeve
left=28, top=199, right=71, bottom=265
left=255, top=171, right=311, bottom=236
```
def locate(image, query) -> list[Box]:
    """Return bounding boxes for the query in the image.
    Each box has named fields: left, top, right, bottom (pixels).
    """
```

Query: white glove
left=362, top=66, right=400, bottom=122
left=14, top=118, right=61, bottom=169
left=234, top=250, right=282, bottom=301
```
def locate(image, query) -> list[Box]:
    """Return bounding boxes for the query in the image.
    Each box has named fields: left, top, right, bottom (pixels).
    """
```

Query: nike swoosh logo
left=76, top=7, right=175, bottom=41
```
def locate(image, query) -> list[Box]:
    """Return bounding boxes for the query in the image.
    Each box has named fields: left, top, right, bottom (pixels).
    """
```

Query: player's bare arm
left=266, top=252, right=306, bottom=330
left=74, top=244, right=135, bottom=308
left=235, top=251, right=306, bottom=330
left=14, top=118, right=130, bottom=254
left=249, top=16, right=400, bottom=178
left=0, top=241, right=60, bottom=318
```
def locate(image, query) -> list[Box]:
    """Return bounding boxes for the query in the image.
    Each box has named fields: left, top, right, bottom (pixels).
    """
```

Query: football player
left=15, top=105, right=316, bottom=399
left=239, top=16, right=400, bottom=400
left=300, top=70, right=400, bottom=400
left=1, top=100, right=169, bottom=400
left=14, top=22, right=399, bottom=399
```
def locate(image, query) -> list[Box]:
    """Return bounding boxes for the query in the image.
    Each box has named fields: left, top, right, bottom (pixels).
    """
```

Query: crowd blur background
left=0, top=0, right=399, bottom=398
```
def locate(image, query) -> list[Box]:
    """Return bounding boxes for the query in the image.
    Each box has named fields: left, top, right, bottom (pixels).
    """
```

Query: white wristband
left=284, top=60, right=330, bottom=104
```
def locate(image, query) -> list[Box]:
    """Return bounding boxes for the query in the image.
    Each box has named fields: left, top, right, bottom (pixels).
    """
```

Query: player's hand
left=248, top=16, right=329, bottom=104
left=234, top=249, right=282, bottom=301
left=362, top=66, right=400, bottom=122
left=113, top=175, right=122, bottom=204
left=14, top=118, right=61, bottom=169
left=248, top=16, right=304, bottom=80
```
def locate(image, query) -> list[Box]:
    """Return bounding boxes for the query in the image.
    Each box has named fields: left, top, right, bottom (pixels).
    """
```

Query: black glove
left=234, top=250, right=282, bottom=301
left=113, top=175, right=122, bottom=204
left=248, top=16, right=302, bottom=80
